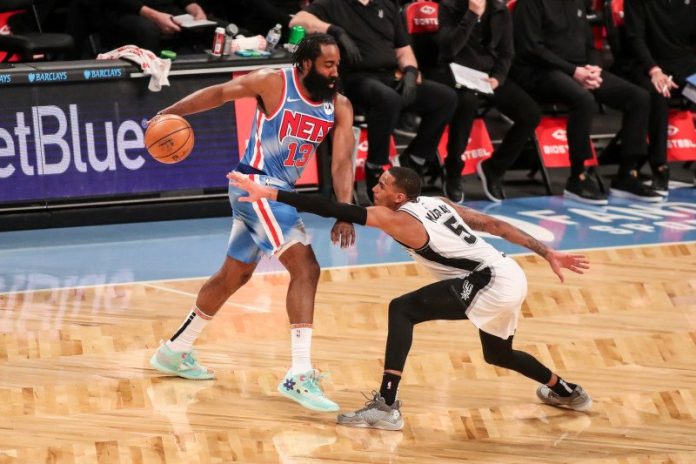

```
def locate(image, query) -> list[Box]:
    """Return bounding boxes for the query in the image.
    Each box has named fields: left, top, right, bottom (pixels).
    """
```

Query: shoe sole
left=536, top=386, right=593, bottom=412
left=563, top=190, right=608, bottom=205
left=643, top=180, right=668, bottom=196
left=337, top=419, right=404, bottom=431
left=393, top=128, right=417, bottom=138
left=149, top=354, right=215, bottom=380
left=609, top=188, right=664, bottom=203
left=476, top=162, right=502, bottom=203
left=277, top=383, right=339, bottom=412
left=538, top=396, right=593, bottom=412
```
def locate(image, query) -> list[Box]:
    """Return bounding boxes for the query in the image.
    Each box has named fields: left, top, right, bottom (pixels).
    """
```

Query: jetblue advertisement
left=0, top=77, right=239, bottom=204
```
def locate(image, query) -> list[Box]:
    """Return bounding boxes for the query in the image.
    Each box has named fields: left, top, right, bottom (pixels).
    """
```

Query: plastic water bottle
left=266, top=24, right=282, bottom=51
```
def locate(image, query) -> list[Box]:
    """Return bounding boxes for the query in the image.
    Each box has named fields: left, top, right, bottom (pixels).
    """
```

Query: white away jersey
left=398, top=196, right=505, bottom=280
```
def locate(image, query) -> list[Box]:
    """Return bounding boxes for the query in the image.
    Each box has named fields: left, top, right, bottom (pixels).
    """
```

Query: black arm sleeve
left=276, top=191, right=368, bottom=226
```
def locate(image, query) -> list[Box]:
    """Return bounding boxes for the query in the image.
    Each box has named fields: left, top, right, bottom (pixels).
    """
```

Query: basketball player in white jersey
left=228, top=166, right=593, bottom=430
left=148, top=34, right=356, bottom=413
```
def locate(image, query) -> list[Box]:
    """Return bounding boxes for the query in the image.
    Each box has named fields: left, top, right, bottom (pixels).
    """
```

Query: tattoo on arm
left=522, top=235, right=549, bottom=258
left=492, top=217, right=550, bottom=258
left=446, top=197, right=549, bottom=258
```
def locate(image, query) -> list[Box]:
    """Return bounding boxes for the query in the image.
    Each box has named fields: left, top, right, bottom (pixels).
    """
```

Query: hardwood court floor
left=0, top=243, right=695, bottom=463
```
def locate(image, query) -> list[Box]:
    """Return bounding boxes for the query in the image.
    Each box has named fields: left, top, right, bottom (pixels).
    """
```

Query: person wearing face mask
left=624, top=0, right=696, bottom=194
left=147, top=34, right=357, bottom=414
left=290, top=0, right=458, bottom=204
left=512, top=0, right=663, bottom=204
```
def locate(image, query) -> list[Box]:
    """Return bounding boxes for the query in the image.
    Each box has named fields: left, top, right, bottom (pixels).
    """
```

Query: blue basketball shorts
left=227, top=173, right=309, bottom=263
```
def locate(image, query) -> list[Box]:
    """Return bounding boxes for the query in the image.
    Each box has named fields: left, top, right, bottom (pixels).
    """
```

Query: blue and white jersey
left=239, top=67, right=336, bottom=186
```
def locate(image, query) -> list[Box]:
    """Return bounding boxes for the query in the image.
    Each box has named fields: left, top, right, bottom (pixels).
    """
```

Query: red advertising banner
left=405, top=1, right=439, bottom=34
left=534, top=116, right=597, bottom=168
left=666, top=110, right=696, bottom=161
left=437, top=119, right=493, bottom=175
left=0, top=10, right=24, bottom=62
left=232, top=71, right=319, bottom=186
left=354, top=127, right=398, bottom=181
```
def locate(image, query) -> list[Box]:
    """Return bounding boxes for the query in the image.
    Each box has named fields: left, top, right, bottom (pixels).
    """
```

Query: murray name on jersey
left=424, top=204, right=453, bottom=223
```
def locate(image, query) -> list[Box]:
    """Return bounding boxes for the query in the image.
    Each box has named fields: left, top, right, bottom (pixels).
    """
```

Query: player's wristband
left=276, top=190, right=367, bottom=226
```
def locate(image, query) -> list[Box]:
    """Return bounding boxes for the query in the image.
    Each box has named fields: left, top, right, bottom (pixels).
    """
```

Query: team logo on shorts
left=323, top=102, right=334, bottom=115
left=460, top=279, right=474, bottom=302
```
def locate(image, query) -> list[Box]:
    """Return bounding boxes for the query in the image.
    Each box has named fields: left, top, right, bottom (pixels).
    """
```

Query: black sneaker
left=476, top=161, right=505, bottom=202
left=443, top=176, right=464, bottom=203
left=650, top=165, right=669, bottom=196
left=364, top=165, right=383, bottom=204
left=563, top=173, right=608, bottom=205
left=398, top=153, right=424, bottom=175
left=610, top=170, right=663, bottom=203
left=394, top=112, right=420, bottom=137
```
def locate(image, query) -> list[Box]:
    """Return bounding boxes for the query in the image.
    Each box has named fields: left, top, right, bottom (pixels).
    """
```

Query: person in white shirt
left=228, top=166, right=593, bottom=431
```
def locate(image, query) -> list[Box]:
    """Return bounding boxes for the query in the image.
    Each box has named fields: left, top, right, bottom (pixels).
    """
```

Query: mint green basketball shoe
left=150, top=342, right=215, bottom=380
left=277, top=369, right=339, bottom=412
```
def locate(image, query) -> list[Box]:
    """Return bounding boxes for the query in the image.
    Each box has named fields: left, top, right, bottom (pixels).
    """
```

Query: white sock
left=166, top=306, right=213, bottom=353
left=290, top=326, right=313, bottom=375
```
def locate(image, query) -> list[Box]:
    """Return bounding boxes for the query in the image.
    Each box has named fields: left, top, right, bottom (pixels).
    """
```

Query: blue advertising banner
left=0, top=75, right=238, bottom=204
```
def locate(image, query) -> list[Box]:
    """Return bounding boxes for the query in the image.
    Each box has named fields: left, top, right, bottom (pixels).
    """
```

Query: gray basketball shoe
left=536, top=384, right=592, bottom=411
left=337, top=391, right=404, bottom=431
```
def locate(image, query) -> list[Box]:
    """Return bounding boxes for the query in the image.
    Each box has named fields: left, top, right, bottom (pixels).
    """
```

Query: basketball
left=145, top=114, right=195, bottom=164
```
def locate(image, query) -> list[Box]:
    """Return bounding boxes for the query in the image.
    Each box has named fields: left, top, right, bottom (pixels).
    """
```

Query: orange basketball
left=145, top=114, right=195, bottom=164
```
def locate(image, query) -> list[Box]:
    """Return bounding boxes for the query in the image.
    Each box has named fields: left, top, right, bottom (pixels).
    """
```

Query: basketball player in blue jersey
left=148, top=34, right=356, bottom=413
left=229, top=166, right=593, bottom=430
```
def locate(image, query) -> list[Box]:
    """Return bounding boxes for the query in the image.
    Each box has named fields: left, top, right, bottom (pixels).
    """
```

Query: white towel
left=97, top=45, right=171, bottom=92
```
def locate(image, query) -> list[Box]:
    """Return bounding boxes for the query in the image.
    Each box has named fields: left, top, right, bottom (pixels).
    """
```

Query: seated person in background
left=291, top=0, right=457, bottom=203
left=435, top=0, right=541, bottom=202
left=103, top=0, right=217, bottom=54
left=624, top=0, right=696, bottom=195
left=512, top=0, right=662, bottom=204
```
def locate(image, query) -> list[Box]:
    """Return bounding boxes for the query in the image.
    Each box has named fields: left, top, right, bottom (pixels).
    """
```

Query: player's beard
left=303, top=64, right=337, bottom=102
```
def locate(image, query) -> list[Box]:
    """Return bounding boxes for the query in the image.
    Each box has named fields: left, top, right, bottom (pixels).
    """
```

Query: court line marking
left=142, top=283, right=271, bottom=313
left=1, top=240, right=694, bottom=296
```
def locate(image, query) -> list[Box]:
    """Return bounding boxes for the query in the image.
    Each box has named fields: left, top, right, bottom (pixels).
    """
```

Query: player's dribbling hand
left=545, top=250, right=590, bottom=283
left=227, top=171, right=269, bottom=203
left=145, top=113, right=164, bottom=127
left=331, top=220, right=356, bottom=248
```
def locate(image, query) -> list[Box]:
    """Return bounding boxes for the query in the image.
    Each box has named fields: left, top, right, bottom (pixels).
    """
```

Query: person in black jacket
left=436, top=0, right=541, bottom=202
left=291, top=0, right=457, bottom=203
left=103, top=0, right=217, bottom=53
left=624, top=0, right=696, bottom=195
left=512, top=0, right=662, bottom=204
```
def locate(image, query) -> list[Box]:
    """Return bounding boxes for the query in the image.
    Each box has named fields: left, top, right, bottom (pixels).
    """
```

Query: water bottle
left=266, top=24, right=282, bottom=51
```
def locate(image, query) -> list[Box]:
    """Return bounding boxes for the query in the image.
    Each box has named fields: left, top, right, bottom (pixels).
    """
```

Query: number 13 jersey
left=240, top=67, right=335, bottom=186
